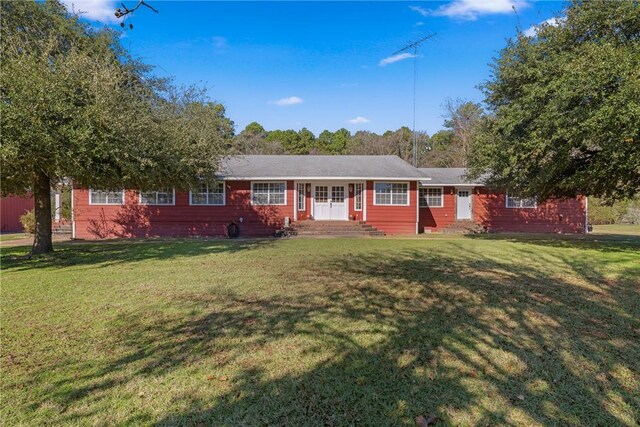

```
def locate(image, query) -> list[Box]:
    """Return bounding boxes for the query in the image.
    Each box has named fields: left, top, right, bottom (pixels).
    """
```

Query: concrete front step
left=291, top=220, right=384, bottom=237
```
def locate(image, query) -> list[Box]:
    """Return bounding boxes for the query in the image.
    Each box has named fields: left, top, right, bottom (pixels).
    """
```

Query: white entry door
left=456, top=189, right=472, bottom=220
left=313, top=184, right=347, bottom=220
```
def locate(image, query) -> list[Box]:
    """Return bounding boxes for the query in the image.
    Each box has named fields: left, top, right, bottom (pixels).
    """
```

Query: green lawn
left=592, top=224, right=640, bottom=236
left=0, top=233, right=29, bottom=242
left=1, top=234, right=639, bottom=426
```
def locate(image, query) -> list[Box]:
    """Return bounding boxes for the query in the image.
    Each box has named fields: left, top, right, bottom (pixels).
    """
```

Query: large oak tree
left=469, top=0, right=640, bottom=201
left=1, top=0, right=233, bottom=254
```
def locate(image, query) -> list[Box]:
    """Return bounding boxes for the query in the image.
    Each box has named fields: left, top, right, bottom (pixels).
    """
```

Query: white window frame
left=139, top=188, right=176, bottom=206
left=297, top=183, right=306, bottom=211
left=373, top=181, right=410, bottom=206
left=251, top=181, right=287, bottom=206
left=419, top=187, right=444, bottom=208
left=189, top=182, right=226, bottom=206
left=354, top=183, right=363, bottom=211
left=506, top=194, right=537, bottom=209
left=89, top=189, right=125, bottom=205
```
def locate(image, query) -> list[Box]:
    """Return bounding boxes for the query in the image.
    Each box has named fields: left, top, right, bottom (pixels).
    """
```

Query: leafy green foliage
left=469, top=0, right=640, bottom=201
left=0, top=0, right=233, bottom=252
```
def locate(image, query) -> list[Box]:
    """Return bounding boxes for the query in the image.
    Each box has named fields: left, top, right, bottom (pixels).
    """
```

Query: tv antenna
left=391, top=32, right=437, bottom=166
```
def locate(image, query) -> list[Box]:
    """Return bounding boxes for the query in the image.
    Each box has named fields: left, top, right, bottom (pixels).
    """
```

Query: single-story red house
left=71, top=155, right=587, bottom=239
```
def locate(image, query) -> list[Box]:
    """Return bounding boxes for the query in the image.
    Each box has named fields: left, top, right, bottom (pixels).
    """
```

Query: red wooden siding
left=474, top=188, right=586, bottom=233
left=73, top=181, right=295, bottom=239
left=1, top=195, right=34, bottom=232
left=364, top=180, right=418, bottom=234
left=419, top=186, right=457, bottom=231
left=417, top=186, right=586, bottom=233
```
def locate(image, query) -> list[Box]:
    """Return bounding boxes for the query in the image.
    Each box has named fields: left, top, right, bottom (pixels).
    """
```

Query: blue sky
left=63, top=1, right=565, bottom=135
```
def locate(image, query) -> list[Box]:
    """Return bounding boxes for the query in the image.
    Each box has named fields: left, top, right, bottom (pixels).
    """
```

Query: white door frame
left=312, top=182, right=349, bottom=221
left=456, top=187, right=473, bottom=220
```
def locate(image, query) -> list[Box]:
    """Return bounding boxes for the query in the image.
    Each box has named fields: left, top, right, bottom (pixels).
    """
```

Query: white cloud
left=379, top=52, right=417, bottom=67
left=271, top=96, right=304, bottom=106
left=61, top=0, right=118, bottom=23
left=524, top=17, right=563, bottom=37
left=347, top=116, right=370, bottom=124
left=409, top=5, right=429, bottom=16
left=212, top=36, right=228, bottom=49
left=410, top=0, right=529, bottom=21
left=414, top=21, right=425, bottom=27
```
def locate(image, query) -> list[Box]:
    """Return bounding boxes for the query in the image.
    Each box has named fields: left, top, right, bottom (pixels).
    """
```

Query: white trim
left=419, top=187, right=444, bottom=208
left=89, top=189, right=125, bottom=205
left=415, top=183, right=419, bottom=234
left=224, top=176, right=423, bottom=181
left=71, top=185, right=75, bottom=239
left=297, top=182, right=306, bottom=212
left=189, top=182, right=226, bottom=206
left=373, top=181, right=410, bottom=206
left=505, top=193, right=537, bottom=209
left=585, top=196, right=589, bottom=233
left=54, top=192, right=61, bottom=221
left=354, top=182, right=364, bottom=211
left=250, top=181, right=288, bottom=206
left=138, top=188, right=176, bottom=206
left=420, top=182, right=485, bottom=187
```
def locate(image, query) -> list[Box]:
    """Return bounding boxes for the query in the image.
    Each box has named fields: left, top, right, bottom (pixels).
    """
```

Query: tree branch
left=115, top=1, right=158, bottom=19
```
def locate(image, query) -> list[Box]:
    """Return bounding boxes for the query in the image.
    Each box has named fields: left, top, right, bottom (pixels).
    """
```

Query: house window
left=140, top=189, right=174, bottom=205
left=354, top=183, right=363, bottom=211
left=297, top=183, right=306, bottom=211
left=190, top=182, right=225, bottom=206
left=419, top=187, right=443, bottom=208
left=506, top=194, right=537, bottom=208
left=252, top=182, right=286, bottom=205
left=89, top=189, right=124, bottom=205
left=374, top=182, right=409, bottom=206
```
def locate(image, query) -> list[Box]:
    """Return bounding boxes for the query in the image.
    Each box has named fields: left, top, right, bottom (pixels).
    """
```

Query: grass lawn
left=0, top=233, right=29, bottom=242
left=1, top=233, right=639, bottom=426
left=592, top=224, right=640, bottom=236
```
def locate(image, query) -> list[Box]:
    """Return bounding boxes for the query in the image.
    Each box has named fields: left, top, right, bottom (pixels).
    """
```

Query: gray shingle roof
left=219, top=155, right=425, bottom=179
left=418, top=168, right=486, bottom=185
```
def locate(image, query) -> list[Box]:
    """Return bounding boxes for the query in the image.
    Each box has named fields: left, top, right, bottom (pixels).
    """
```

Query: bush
left=20, top=209, right=35, bottom=234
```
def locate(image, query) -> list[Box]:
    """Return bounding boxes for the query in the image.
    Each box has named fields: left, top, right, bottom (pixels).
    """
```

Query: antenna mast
left=392, top=33, right=436, bottom=167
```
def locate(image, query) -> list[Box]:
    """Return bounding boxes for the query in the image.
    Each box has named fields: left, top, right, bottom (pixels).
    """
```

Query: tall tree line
left=232, top=99, right=485, bottom=168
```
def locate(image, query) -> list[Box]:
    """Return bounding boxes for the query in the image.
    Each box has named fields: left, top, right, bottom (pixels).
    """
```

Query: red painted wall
left=419, top=186, right=457, bottom=231
left=73, top=181, right=295, bottom=239
left=364, top=181, right=418, bottom=234
left=474, top=188, right=586, bottom=233
left=418, top=186, right=586, bottom=233
left=1, top=195, right=34, bottom=232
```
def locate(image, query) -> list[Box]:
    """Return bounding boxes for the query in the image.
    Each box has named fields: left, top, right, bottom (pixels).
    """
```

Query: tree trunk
left=31, top=172, right=53, bottom=255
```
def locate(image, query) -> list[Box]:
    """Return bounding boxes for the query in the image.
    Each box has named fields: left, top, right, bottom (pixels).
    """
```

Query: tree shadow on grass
left=10, top=239, right=639, bottom=425
left=0, top=238, right=276, bottom=272
left=465, top=231, right=640, bottom=254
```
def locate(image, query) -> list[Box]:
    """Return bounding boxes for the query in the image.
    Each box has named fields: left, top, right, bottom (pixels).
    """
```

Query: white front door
left=313, top=183, right=347, bottom=220
left=456, top=189, right=472, bottom=220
